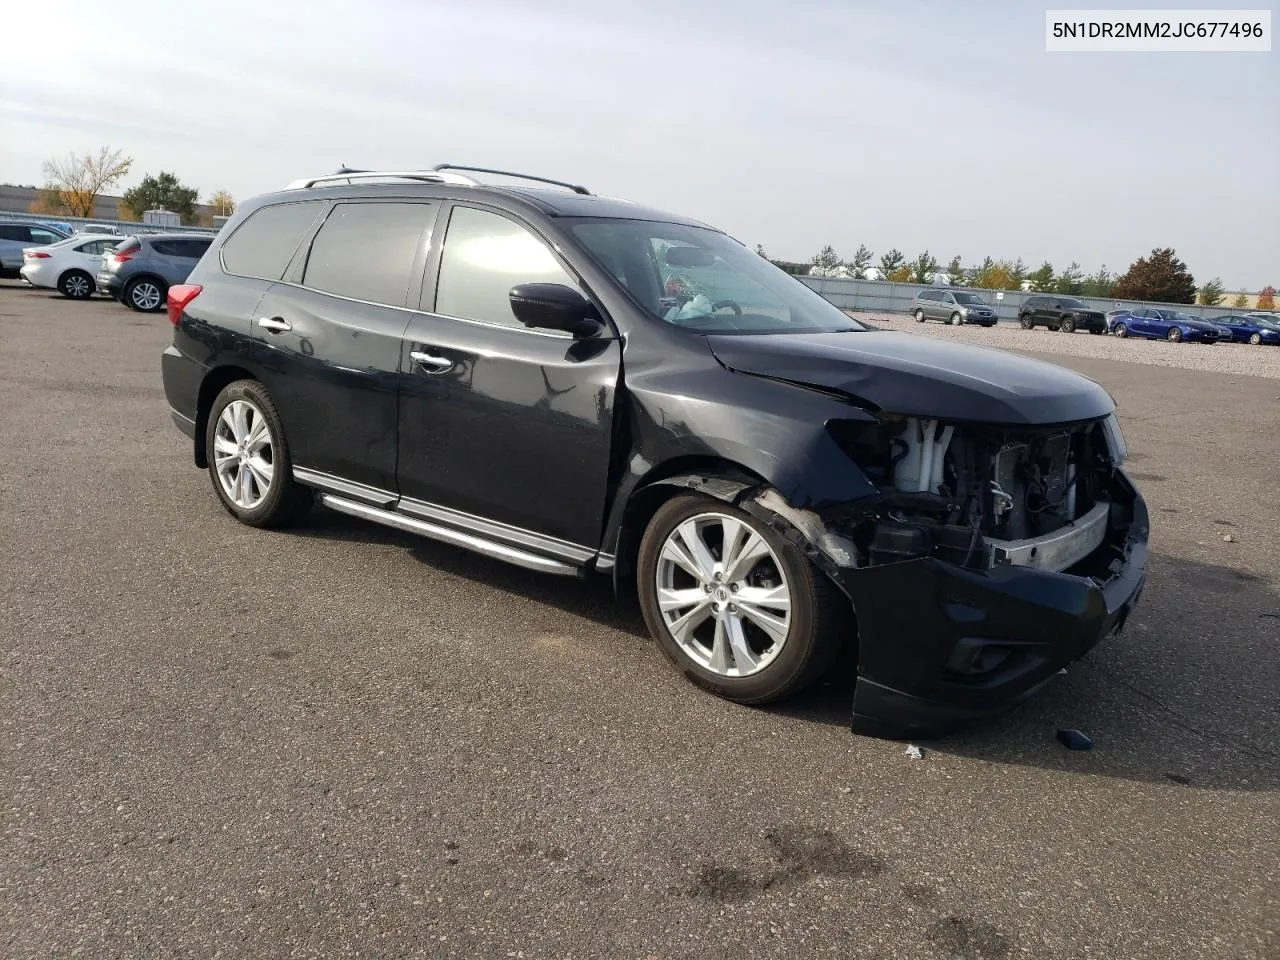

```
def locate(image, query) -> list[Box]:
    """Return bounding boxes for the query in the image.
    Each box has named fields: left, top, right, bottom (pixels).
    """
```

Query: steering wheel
left=712, top=299, right=742, bottom=315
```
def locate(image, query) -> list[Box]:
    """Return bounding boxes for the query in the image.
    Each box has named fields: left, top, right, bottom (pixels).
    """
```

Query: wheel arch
left=193, top=364, right=258, bottom=467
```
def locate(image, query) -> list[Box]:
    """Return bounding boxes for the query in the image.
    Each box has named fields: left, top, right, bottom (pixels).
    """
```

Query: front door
left=397, top=203, right=620, bottom=552
left=251, top=199, right=438, bottom=493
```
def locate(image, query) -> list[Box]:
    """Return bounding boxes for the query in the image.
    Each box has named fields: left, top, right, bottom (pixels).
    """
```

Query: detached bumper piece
left=839, top=475, right=1148, bottom=739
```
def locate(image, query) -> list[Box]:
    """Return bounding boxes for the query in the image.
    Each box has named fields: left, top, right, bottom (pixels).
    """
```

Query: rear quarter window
left=221, top=201, right=325, bottom=281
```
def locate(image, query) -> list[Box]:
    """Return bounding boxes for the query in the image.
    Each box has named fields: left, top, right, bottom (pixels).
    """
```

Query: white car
left=19, top=234, right=121, bottom=299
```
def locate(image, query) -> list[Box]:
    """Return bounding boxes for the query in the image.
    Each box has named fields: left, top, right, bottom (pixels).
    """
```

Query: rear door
left=0, top=224, right=33, bottom=271
left=396, top=202, right=620, bottom=551
left=251, top=199, right=438, bottom=494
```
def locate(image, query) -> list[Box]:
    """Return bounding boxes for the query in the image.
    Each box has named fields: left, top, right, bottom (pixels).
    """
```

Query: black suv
left=1017, top=296, right=1108, bottom=333
left=160, top=165, right=1148, bottom=736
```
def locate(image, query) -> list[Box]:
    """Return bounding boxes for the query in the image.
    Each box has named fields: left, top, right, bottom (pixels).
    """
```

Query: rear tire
left=58, top=270, right=94, bottom=299
left=1019, top=315, right=1034, bottom=329
left=637, top=493, right=848, bottom=705
left=124, top=277, right=166, bottom=312
left=914, top=308, right=925, bottom=323
left=205, top=380, right=313, bottom=528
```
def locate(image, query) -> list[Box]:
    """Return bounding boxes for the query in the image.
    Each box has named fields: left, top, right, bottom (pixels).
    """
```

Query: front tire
left=123, top=277, right=166, bottom=312
left=914, top=308, right=925, bottom=323
left=1060, top=316, right=1076, bottom=333
left=950, top=312, right=963, bottom=326
left=205, top=380, right=312, bottom=528
left=1168, top=327, right=1183, bottom=343
left=58, top=270, right=94, bottom=299
left=1250, top=333, right=1262, bottom=345
left=1114, top=323, right=1128, bottom=338
left=637, top=494, right=847, bottom=705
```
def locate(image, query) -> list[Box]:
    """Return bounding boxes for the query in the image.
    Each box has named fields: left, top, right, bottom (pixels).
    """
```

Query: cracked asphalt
left=2, top=280, right=1277, bottom=959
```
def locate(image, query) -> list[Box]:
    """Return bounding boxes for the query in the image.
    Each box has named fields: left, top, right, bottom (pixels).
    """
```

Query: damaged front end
left=779, top=412, right=1147, bottom=738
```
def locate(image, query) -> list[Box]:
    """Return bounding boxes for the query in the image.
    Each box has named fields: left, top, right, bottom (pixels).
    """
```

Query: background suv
left=0, top=220, right=70, bottom=277
left=910, top=289, right=997, bottom=326
left=1018, top=296, right=1107, bottom=333
left=97, top=234, right=214, bottom=311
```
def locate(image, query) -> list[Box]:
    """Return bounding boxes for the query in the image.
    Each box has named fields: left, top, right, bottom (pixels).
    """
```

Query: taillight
left=166, top=284, right=202, bottom=326
left=112, top=250, right=135, bottom=262
left=24, top=251, right=50, bottom=260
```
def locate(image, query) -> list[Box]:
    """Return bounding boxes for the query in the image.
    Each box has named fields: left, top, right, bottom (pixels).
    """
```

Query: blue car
left=1109, top=307, right=1227, bottom=343
left=1211, top=314, right=1280, bottom=345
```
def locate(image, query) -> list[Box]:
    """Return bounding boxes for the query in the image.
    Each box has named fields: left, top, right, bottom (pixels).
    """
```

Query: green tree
left=1197, top=278, right=1225, bottom=306
left=122, top=171, right=200, bottom=224
left=1054, top=261, right=1084, bottom=296
left=1011, top=258, right=1028, bottom=289
left=846, top=244, right=873, bottom=280
left=809, top=244, right=844, bottom=278
left=945, top=255, right=966, bottom=287
left=1111, top=248, right=1197, bottom=304
left=1231, top=293, right=1248, bottom=308
left=878, top=248, right=905, bottom=280
left=42, top=146, right=133, bottom=218
left=910, top=250, right=940, bottom=285
left=971, top=258, right=1018, bottom=290
left=1082, top=266, right=1114, bottom=298
left=1026, top=261, right=1056, bottom=293
left=1258, top=286, right=1277, bottom=310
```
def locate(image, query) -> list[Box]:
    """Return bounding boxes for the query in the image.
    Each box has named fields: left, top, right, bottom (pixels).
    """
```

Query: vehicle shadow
left=292, top=509, right=1279, bottom=791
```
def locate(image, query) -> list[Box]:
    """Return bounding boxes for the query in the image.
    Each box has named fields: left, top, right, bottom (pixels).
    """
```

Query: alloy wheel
left=64, top=274, right=91, bottom=298
left=213, top=400, right=274, bottom=509
left=1168, top=328, right=1182, bottom=342
left=130, top=281, right=162, bottom=311
left=654, top=512, right=792, bottom=678
left=1250, top=333, right=1261, bottom=345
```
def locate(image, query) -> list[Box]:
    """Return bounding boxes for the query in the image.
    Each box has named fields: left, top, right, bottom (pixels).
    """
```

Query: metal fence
left=797, top=275, right=1252, bottom=322
left=0, top=210, right=217, bottom=237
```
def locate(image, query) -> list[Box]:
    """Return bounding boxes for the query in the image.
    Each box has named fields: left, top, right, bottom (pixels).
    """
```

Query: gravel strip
left=849, top=312, right=1280, bottom=380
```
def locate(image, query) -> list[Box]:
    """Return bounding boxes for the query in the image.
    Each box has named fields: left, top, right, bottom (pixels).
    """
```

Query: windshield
left=954, top=293, right=987, bottom=305
left=569, top=219, right=868, bottom=335
left=1059, top=297, right=1086, bottom=308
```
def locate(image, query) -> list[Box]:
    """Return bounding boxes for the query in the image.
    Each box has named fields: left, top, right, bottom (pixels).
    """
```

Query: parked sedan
left=1017, top=296, right=1107, bottom=333
left=18, top=234, right=120, bottom=298
left=1212, top=314, right=1280, bottom=345
left=910, top=289, right=997, bottom=326
left=0, top=220, right=70, bottom=278
left=1109, top=308, right=1226, bottom=343
left=97, top=234, right=214, bottom=311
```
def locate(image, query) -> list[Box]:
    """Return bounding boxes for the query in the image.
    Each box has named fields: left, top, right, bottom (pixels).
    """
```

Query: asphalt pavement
left=2, top=281, right=1277, bottom=959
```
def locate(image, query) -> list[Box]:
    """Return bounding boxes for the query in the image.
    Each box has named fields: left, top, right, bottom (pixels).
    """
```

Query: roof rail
left=432, top=164, right=591, bottom=195
left=284, top=169, right=483, bottom=190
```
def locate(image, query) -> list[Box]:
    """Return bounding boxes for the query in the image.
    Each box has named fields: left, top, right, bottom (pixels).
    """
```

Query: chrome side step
left=317, top=493, right=582, bottom=577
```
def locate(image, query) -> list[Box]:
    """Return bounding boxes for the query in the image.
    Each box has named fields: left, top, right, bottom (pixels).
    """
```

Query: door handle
left=258, top=316, right=292, bottom=333
left=410, top=350, right=453, bottom=371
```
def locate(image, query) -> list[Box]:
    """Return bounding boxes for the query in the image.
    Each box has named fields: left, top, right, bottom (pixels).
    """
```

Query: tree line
left=756, top=242, right=1272, bottom=309
left=27, top=146, right=236, bottom=227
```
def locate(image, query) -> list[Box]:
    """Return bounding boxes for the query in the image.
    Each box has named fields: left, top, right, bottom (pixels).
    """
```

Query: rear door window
left=302, top=202, right=435, bottom=306
left=151, top=239, right=184, bottom=256
left=178, top=238, right=212, bottom=259
left=221, top=201, right=325, bottom=281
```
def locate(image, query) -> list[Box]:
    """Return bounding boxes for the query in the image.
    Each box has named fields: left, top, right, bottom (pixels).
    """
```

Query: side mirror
left=508, top=283, right=603, bottom=338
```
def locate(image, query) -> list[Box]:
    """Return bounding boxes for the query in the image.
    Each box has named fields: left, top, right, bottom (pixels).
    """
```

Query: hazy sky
left=2, top=0, right=1276, bottom=288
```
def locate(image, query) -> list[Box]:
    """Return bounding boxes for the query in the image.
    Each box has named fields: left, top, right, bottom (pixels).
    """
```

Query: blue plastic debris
left=1056, top=728, right=1093, bottom=750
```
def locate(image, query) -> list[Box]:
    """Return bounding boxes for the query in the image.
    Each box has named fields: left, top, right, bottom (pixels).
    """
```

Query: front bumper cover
left=834, top=479, right=1148, bottom=738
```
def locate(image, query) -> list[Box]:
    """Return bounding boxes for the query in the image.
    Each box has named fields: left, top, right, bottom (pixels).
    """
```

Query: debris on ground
left=1056, top=729, right=1093, bottom=750
left=1223, top=534, right=1235, bottom=542
left=904, top=745, right=923, bottom=760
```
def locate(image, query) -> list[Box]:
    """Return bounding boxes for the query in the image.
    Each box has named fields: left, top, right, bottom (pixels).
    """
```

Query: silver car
left=0, top=220, right=70, bottom=278
left=911, top=289, right=998, bottom=326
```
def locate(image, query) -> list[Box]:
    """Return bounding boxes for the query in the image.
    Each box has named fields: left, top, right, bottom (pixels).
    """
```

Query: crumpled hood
left=707, top=330, right=1115, bottom=425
